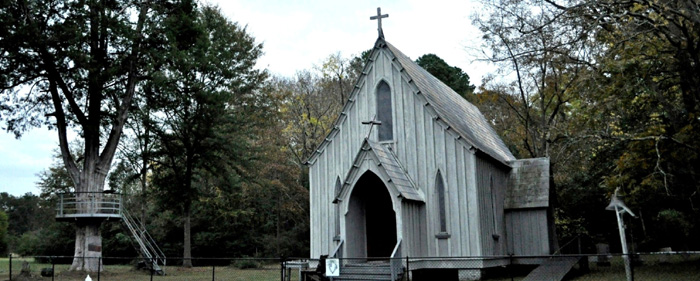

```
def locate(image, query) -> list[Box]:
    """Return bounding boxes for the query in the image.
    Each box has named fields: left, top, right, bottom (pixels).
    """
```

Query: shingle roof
left=366, top=140, right=423, bottom=201
left=383, top=40, right=516, bottom=163
left=337, top=139, right=424, bottom=203
left=505, top=158, right=550, bottom=209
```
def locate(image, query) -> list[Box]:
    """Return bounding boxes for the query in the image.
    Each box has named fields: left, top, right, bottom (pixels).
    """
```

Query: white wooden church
left=306, top=9, right=555, bottom=280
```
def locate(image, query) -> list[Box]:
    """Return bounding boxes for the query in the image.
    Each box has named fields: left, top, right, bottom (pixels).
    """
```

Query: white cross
left=370, top=7, right=389, bottom=38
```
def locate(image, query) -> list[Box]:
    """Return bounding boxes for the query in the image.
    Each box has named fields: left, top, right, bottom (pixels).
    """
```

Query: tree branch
left=99, top=0, right=150, bottom=171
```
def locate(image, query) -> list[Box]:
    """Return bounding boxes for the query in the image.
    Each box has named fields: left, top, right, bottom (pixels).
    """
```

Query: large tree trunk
left=68, top=151, right=110, bottom=272
left=70, top=223, right=103, bottom=272
left=182, top=208, right=192, bottom=268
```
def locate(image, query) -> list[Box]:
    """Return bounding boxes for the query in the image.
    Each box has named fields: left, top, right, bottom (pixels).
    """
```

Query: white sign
left=325, top=258, right=340, bottom=277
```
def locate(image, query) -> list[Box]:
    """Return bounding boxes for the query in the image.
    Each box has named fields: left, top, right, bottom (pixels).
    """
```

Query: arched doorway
left=346, top=171, right=397, bottom=259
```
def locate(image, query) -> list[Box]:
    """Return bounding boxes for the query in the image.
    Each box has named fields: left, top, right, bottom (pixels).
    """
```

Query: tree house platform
left=55, top=192, right=122, bottom=222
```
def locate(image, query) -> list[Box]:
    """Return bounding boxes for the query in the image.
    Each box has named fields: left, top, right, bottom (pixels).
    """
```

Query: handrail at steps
left=121, top=207, right=166, bottom=272
left=390, top=239, right=402, bottom=281
left=330, top=239, right=344, bottom=258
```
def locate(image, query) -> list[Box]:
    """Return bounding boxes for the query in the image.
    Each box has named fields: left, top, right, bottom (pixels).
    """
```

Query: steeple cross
left=370, top=7, right=389, bottom=38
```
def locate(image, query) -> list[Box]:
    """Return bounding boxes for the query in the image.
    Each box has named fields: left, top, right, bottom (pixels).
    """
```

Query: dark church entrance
left=346, top=171, right=397, bottom=259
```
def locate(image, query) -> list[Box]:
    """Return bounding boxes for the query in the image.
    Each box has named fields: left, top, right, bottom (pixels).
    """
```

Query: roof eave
left=305, top=38, right=388, bottom=166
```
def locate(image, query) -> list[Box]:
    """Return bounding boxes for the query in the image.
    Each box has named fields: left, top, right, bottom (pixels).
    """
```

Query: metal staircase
left=121, top=207, right=166, bottom=275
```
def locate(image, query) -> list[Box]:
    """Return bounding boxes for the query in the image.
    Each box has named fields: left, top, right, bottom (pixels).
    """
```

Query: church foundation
left=458, top=269, right=483, bottom=281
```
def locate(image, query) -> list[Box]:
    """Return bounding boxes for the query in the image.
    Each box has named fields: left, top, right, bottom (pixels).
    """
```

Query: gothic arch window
left=334, top=177, right=342, bottom=240
left=436, top=171, right=447, bottom=233
left=490, top=175, right=498, bottom=235
left=376, top=81, right=393, bottom=141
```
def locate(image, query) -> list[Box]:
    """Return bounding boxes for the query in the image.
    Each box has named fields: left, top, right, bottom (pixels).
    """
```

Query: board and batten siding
left=475, top=156, right=509, bottom=257
left=505, top=208, right=550, bottom=256
left=309, top=48, right=401, bottom=258
left=310, top=46, right=499, bottom=258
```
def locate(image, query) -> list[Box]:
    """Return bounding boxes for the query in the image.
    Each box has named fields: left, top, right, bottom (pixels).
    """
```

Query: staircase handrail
left=121, top=207, right=166, bottom=272
left=390, top=239, right=402, bottom=281
left=123, top=207, right=166, bottom=261
left=330, top=239, right=344, bottom=259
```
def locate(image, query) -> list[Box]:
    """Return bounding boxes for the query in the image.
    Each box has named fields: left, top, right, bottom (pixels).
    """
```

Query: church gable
left=336, top=139, right=424, bottom=203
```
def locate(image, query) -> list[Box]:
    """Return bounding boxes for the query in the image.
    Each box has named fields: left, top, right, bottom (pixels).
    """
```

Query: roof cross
left=362, top=115, right=382, bottom=139
left=370, top=7, right=389, bottom=38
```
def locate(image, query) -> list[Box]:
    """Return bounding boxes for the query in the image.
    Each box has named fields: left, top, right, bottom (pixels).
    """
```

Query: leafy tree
left=0, top=211, right=7, bottom=254
left=416, top=54, right=476, bottom=98
left=148, top=3, right=267, bottom=267
left=0, top=0, right=158, bottom=271
left=475, top=0, right=700, bottom=250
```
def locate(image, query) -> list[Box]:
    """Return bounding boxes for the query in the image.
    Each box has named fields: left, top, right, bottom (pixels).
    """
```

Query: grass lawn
left=3, top=255, right=698, bottom=281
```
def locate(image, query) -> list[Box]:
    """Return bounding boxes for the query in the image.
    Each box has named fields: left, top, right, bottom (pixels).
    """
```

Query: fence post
left=405, top=256, right=410, bottom=281
left=8, top=254, right=11, bottom=281
left=280, top=256, right=285, bottom=281
left=629, top=253, right=635, bottom=281
left=97, top=256, right=101, bottom=281
left=211, top=264, right=215, bottom=281
left=509, top=254, right=514, bottom=281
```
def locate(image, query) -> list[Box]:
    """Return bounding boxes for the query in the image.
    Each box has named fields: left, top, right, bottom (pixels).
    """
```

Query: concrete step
left=342, top=265, right=392, bottom=274
left=334, top=263, right=400, bottom=281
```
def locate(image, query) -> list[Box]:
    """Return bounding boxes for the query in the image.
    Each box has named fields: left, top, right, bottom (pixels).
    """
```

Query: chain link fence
left=3, top=252, right=699, bottom=280
left=3, top=256, right=289, bottom=281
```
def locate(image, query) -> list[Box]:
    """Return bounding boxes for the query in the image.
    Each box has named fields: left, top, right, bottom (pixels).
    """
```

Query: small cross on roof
left=362, top=115, right=382, bottom=139
left=370, top=7, right=389, bottom=38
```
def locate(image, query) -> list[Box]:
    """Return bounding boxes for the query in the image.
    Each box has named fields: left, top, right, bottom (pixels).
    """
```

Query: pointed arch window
left=436, top=171, right=447, bottom=233
left=334, top=177, right=342, bottom=240
left=490, top=175, right=500, bottom=240
left=376, top=81, right=393, bottom=141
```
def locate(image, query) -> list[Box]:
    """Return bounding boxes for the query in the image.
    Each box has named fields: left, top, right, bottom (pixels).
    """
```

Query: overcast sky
left=0, top=0, right=494, bottom=196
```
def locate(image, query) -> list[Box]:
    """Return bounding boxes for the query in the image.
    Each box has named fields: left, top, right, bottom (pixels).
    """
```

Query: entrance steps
left=334, top=262, right=402, bottom=281
left=521, top=256, right=580, bottom=281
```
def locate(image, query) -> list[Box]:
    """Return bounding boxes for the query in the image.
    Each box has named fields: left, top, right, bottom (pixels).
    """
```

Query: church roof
left=505, top=158, right=550, bottom=209
left=337, top=139, right=424, bottom=203
left=382, top=40, right=516, bottom=164
left=305, top=38, right=515, bottom=166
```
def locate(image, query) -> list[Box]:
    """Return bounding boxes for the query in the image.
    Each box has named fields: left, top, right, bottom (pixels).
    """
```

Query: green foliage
left=0, top=211, right=7, bottom=254
left=416, top=54, right=475, bottom=98
left=14, top=231, right=41, bottom=256
left=232, top=257, right=262, bottom=269
left=476, top=0, right=700, bottom=250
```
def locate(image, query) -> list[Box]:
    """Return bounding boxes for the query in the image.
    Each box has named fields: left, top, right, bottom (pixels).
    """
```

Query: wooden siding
left=475, top=156, right=509, bottom=256
left=310, top=47, right=507, bottom=258
left=505, top=209, right=550, bottom=256
left=401, top=201, right=428, bottom=257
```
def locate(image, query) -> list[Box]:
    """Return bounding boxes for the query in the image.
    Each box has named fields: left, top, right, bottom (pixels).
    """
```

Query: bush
left=232, top=257, right=261, bottom=269
left=15, top=231, right=41, bottom=256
